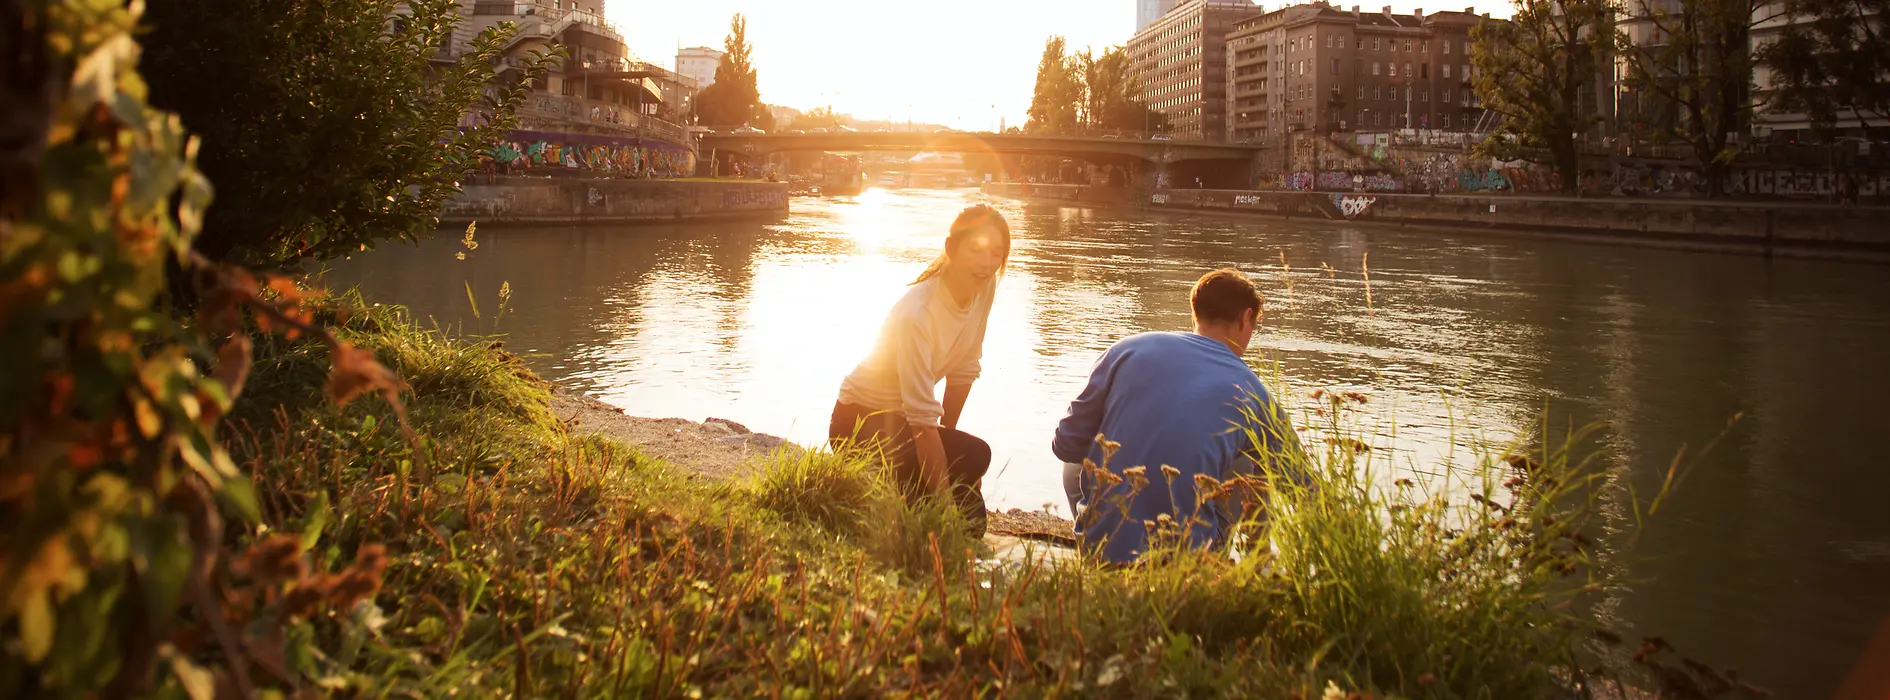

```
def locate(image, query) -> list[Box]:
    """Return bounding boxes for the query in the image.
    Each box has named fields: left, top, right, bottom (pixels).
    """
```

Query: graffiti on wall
left=1280, top=171, right=1406, bottom=192
left=1331, top=194, right=1377, bottom=219
left=485, top=131, right=698, bottom=179
left=722, top=185, right=786, bottom=209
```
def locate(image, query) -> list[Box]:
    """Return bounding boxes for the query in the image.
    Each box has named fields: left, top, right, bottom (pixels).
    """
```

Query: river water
left=327, top=188, right=1890, bottom=697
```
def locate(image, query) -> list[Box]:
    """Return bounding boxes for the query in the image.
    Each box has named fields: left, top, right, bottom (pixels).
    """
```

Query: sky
left=607, top=0, right=1513, bottom=130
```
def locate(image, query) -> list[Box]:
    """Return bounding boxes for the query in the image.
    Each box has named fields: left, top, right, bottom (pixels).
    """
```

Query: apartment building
left=1225, top=3, right=1498, bottom=142
left=1128, top=0, right=1265, bottom=141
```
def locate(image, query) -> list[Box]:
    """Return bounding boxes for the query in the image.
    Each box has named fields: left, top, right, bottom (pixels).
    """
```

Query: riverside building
left=1129, top=0, right=1265, bottom=141
left=1224, top=3, right=1497, bottom=143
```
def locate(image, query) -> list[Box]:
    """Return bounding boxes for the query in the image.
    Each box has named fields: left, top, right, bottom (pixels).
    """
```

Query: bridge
left=696, top=131, right=1265, bottom=164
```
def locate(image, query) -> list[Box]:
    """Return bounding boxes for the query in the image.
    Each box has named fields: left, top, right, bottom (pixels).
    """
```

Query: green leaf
left=169, top=653, right=217, bottom=700
left=131, top=515, right=191, bottom=628
left=299, top=492, right=332, bottom=552
left=19, top=588, right=55, bottom=663
left=218, top=477, right=262, bottom=525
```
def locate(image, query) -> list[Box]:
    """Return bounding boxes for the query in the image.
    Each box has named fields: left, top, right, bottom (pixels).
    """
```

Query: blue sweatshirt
left=1052, top=332, right=1302, bottom=563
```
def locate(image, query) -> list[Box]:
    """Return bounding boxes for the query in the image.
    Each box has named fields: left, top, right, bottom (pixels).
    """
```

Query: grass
left=221, top=294, right=1714, bottom=698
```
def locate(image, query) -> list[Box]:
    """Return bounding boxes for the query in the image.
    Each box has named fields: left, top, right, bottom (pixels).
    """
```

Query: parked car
left=733, top=125, right=765, bottom=134
left=1150, top=133, right=1172, bottom=141
left=934, top=128, right=956, bottom=134
left=809, top=127, right=829, bottom=134
left=834, top=125, right=858, bottom=133
left=786, top=129, right=805, bottom=135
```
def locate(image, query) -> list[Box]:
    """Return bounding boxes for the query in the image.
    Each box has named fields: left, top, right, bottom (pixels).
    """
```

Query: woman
left=829, top=204, right=1011, bottom=535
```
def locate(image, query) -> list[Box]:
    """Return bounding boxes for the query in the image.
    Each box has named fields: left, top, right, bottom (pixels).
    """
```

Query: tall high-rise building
left=1129, top=0, right=1264, bottom=141
left=676, top=46, right=725, bottom=89
left=1224, top=4, right=1498, bottom=142
left=1137, top=0, right=1183, bottom=32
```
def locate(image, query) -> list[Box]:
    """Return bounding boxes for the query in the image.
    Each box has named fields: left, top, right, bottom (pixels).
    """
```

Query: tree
left=1616, top=0, right=1780, bottom=196
left=1471, top=0, right=1613, bottom=193
left=1757, top=0, right=1890, bottom=130
left=1025, top=37, right=1082, bottom=133
left=138, top=0, right=554, bottom=267
left=697, top=13, right=763, bottom=127
left=1083, top=46, right=1167, bottom=132
left=5, top=2, right=404, bottom=695
left=796, top=105, right=843, bottom=129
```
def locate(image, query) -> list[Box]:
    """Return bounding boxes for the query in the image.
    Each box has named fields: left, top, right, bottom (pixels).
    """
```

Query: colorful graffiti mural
left=1331, top=194, right=1377, bottom=219
left=484, top=130, right=697, bottom=179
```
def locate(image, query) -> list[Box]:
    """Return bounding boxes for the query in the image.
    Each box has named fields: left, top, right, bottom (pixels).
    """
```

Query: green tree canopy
left=697, top=13, right=764, bottom=128
left=1083, top=46, right=1167, bottom=132
left=1026, top=37, right=1082, bottom=133
left=1757, top=0, right=1890, bottom=130
left=1616, top=0, right=1776, bottom=195
left=1471, top=0, right=1613, bottom=193
left=796, top=106, right=843, bottom=129
left=138, top=0, right=553, bottom=267
left=1028, top=38, right=1163, bottom=135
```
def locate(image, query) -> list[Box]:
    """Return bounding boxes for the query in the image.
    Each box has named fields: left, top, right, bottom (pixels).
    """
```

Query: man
left=1051, top=268, right=1305, bottom=564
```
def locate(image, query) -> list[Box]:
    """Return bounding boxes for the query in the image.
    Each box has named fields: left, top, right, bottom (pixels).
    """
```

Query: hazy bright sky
left=607, top=0, right=1512, bottom=129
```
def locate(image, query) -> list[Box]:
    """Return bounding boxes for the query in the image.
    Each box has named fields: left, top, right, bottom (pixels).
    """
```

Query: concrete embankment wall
left=442, top=177, right=788, bottom=226
left=980, top=182, right=1890, bottom=260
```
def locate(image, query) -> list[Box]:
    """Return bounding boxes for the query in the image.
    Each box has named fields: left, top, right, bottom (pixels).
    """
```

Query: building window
left=1339, top=36, right=1347, bottom=48
left=1374, top=85, right=1381, bottom=99
left=1373, top=61, right=1381, bottom=75
left=1421, top=89, right=1429, bottom=101
left=1404, top=40, right=1413, bottom=52
left=1443, top=39, right=1451, bottom=54
left=1358, top=85, right=1366, bottom=98
left=1404, top=63, right=1412, bottom=78
left=1463, top=63, right=1471, bottom=79
left=1373, top=38, right=1381, bottom=50
left=1441, top=114, right=1451, bottom=128
left=1389, top=63, right=1397, bottom=77
left=1443, top=63, right=1451, bottom=79
left=1326, top=34, right=1334, bottom=48
left=1443, top=88, right=1452, bottom=102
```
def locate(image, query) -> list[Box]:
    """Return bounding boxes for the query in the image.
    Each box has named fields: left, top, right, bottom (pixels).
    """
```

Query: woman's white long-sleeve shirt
left=837, top=276, right=994, bottom=427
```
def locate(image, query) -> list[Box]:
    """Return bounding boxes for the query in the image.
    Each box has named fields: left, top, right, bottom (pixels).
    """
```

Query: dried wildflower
left=1310, top=388, right=1326, bottom=400
left=236, top=533, right=306, bottom=584
left=1503, top=476, right=1526, bottom=490
left=1504, top=454, right=1542, bottom=473
left=1193, top=473, right=1222, bottom=495
left=1098, top=436, right=1122, bottom=462
left=1121, top=466, right=1149, bottom=491
left=1159, top=464, right=1180, bottom=481
left=1341, top=391, right=1368, bottom=404
left=328, top=545, right=389, bottom=610
left=1393, top=478, right=1414, bottom=488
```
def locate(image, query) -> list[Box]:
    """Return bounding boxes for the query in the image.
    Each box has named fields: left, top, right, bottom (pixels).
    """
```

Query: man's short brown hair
left=1190, top=268, right=1262, bottom=324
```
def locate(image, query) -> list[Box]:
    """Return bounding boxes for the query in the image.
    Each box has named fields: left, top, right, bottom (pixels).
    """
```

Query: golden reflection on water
left=326, top=188, right=1890, bottom=698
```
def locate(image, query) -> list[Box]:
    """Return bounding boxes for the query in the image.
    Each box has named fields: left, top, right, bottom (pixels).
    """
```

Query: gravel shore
left=549, top=391, right=1077, bottom=546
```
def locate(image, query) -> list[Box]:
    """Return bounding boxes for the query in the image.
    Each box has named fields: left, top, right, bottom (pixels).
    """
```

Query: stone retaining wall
left=980, top=183, right=1890, bottom=258
left=442, top=177, right=788, bottom=225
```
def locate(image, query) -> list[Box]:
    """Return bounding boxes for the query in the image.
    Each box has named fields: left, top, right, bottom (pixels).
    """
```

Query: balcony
left=520, top=94, right=690, bottom=144
left=475, top=3, right=624, bottom=44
